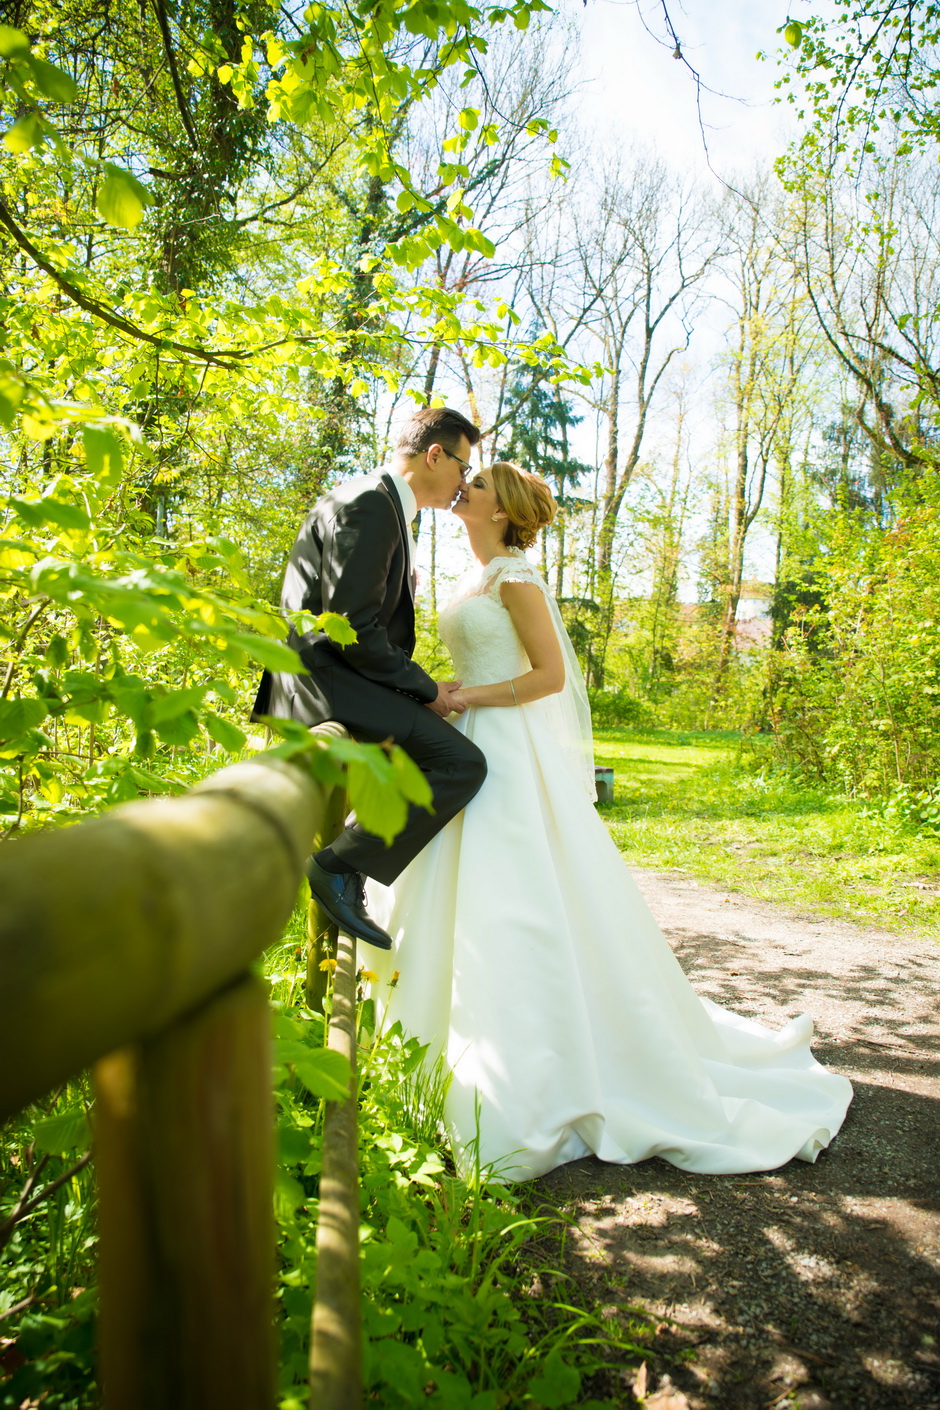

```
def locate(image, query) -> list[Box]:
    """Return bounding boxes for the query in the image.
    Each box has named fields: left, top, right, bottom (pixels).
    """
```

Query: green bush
left=587, top=688, right=655, bottom=730
left=768, top=488, right=940, bottom=805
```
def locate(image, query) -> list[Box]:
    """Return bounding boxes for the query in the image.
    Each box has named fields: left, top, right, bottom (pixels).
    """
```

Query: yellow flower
left=318, top=958, right=337, bottom=972
left=389, top=970, right=401, bottom=987
left=360, top=969, right=378, bottom=984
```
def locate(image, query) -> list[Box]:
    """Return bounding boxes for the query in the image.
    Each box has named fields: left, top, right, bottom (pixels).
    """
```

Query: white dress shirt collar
left=385, top=470, right=417, bottom=573
left=385, top=470, right=417, bottom=526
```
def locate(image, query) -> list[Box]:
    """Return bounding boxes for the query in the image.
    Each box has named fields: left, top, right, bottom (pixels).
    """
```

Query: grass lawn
left=594, top=728, right=940, bottom=941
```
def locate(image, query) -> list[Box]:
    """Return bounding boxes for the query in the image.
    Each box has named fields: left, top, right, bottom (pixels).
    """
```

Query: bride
left=369, top=461, right=852, bottom=1182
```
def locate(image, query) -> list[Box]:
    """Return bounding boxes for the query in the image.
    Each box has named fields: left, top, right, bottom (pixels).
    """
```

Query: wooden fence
left=0, top=731, right=363, bottom=1410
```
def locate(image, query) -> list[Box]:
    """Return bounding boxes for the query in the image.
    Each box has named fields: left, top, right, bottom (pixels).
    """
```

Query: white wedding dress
left=368, top=551, right=853, bottom=1182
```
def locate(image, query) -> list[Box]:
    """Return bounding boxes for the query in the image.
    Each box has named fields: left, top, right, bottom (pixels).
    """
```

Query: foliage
left=0, top=444, right=432, bottom=836
left=773, top=1, right=940, bottom=165
left=271, top=935, right=649, bottom=1409
left=594, top=727, right=940, bottom=939
left=0, top=0, right=595, bottom=834
left=0, top=1078, right=97, bottom=1410
left=585, top=688, right=653, bottom=731
left=767, top=485, right=940, bottom=800
left=0, top=918, right=650, bottom=1410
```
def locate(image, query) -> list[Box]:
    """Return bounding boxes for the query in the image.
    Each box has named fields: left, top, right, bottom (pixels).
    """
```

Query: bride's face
left=452, top=471, right=506, bottom=530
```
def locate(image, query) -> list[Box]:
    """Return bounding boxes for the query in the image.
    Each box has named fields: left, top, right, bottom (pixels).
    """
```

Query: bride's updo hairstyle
left=489, top=461, right=556, bottom=550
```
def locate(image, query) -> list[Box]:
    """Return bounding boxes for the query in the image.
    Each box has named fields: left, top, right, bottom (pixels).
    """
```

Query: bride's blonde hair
left=489, top=461, right=556, bottom=550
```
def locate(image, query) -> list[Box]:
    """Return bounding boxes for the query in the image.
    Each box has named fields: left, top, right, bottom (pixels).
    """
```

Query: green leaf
left=204, top=713, right=246, bottom=752
left=83, top=426, right=124, bottom=486
left=784, top=19, right=803, bottom=47
left=150, top=685, right=207, bottom=722
left=347, top=753, right=407, bottom=846
left=0, top=373, right=24, bottom=427
left=390, top=744, right=433, bottom=810
left=318, top=611, right=356, bottom=646
left=228, top=631, right=303, bottom=673
left=9, top=495, right=90, bottom=530
left=26, top=56, right=78, bottom=101
left=526, top=1349, right=581, bottom=1408
left=275, top=1167, right=306, bottom=1215
left=0, top=696, right=49, bottom=741
left=358, top=996, right=375, bottom=1034
left=3, top=113, right=46, bottom=154
left=281, top=1045, right=351, bottom=1101
left=45, top=634, right=69, bottom=667
left=0, top=24, right=30, bottom=57
left=277, top=1120, right=316, bottom=1167
left=98, top=164, right=151, bottom=230
left=33, top=1109, right=90, bottom=1155
left=153, top=709, right=200, bottom=746
left=128, top=765, right=181, bottom=794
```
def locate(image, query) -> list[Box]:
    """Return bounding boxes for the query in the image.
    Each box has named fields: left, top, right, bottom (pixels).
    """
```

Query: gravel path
left=534, top=869, right=940, bottom=1410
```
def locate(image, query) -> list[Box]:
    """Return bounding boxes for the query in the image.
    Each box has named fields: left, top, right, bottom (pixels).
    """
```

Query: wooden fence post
left=94, top=973, right=275, bottom=1410
left=309, top=929, right=362, bottom=1410
left=305, top=783, right=348, bottom=1014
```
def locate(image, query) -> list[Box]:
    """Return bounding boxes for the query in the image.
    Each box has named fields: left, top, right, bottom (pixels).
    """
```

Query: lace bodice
left=438, top=552, right=541, bottom=686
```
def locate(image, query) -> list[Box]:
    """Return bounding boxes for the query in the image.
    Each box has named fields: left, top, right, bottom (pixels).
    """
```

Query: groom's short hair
left=396, top=406, right=480, bottom=456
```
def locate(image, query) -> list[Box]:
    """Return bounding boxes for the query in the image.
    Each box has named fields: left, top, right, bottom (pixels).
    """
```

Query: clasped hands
left=426, top=680, right=468, bottom=717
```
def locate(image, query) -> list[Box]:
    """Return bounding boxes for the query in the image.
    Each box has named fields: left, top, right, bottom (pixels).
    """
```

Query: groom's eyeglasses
left=440, top=448, right=472, bottom=476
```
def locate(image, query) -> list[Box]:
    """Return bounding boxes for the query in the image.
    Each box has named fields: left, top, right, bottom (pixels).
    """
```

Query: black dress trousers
left=252, top=473, right=486, bottom=885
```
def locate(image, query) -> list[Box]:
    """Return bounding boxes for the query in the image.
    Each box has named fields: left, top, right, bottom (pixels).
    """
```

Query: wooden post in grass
left=0, top=752, right=327, bottom=1410
left=305, top=783, right=348, bottom=1015
left=94, top=973, right=275, bottom=1410
left=0, top=739, right=366, bottom=1410
left=304, top=722, right=350, bottom=1016
left=309, top=928, right=362, bottom=1410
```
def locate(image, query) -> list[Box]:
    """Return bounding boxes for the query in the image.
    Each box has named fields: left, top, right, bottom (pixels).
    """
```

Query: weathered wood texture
left=0, top=727, right=365, bottom=1410
left=0, top=754, right=323, bottom=1122
left=309, top=928, right=362, bottom=1410
left=94, top=974, right=275, bottom=1410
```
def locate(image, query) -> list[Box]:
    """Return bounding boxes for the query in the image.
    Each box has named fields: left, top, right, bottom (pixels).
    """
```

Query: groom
left=252, top=406, right=487, bottom=949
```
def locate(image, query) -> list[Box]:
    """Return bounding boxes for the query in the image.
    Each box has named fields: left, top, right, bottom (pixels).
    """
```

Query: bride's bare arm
left=448, top=581, right=565, bottom=708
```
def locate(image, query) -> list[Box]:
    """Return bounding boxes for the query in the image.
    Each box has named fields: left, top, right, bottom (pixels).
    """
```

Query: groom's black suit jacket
left=253, top=469, right=487, bottom=886
left=252, top=472, right=438, bottom=727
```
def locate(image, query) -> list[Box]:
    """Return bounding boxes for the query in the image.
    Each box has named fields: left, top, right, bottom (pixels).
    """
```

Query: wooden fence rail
left=0, top=731, right=363, bottom=1410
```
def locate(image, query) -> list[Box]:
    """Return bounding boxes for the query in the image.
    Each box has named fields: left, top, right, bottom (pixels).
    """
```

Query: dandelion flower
left=360, top=969, right=378, bottom=984
left=318, top=957, right=337, bottom=972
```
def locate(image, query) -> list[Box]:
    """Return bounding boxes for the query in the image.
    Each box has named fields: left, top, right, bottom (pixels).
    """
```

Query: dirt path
left=534, top=870, right=940, bottom=1410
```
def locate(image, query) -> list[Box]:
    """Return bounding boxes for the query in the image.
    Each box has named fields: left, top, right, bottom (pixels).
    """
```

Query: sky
left=414, top=1, right=810, bottom=600
left=570, top=0, right=800, bottom=178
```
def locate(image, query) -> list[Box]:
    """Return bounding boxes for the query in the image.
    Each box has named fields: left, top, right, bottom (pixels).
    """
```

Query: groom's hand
left=427, top=680, right=466, bottom=717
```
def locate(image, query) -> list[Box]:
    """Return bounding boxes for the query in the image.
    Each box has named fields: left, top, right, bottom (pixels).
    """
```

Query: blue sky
left=571, top=0, right=799, bottom=176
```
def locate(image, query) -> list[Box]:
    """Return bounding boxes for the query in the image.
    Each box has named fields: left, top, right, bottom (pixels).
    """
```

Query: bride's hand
left=427, top=680, right=467, bottom=716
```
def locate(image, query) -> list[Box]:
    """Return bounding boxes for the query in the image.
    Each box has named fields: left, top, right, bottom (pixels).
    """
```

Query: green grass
left=594, top=728, right=940, bottom=940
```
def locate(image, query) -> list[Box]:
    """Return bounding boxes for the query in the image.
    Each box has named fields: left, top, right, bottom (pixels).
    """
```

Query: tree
left=498, top=367, right=592, bottom=595
left=710, top=179, right=816, bottom=693
left=788, top=148, right=940, bottom=481
left=565, top=157, right=718, bottom=585
left=776, top=1, right=940, bottom=167
left=0, top=0, right=567, bottom=833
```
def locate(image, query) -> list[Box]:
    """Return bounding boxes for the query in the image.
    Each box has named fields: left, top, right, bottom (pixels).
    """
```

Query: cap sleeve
left=481, top=553, right=547, bottom=599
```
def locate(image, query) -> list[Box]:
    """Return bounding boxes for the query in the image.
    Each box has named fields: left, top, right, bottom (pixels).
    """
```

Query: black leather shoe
left=303, top=855, right=393, bottom=951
